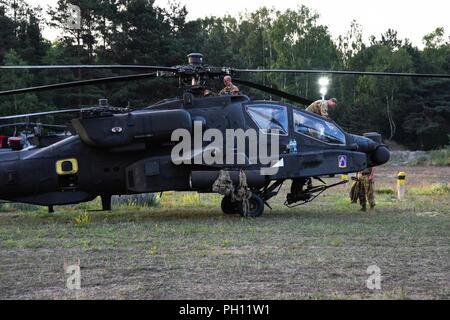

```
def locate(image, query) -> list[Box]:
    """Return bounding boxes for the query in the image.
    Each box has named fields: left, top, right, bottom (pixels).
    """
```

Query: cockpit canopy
left=245, top=103, right=346, bottom=145
left=246, top=104, right=288, bottom=135
left=293, top=110, right=346, bottom=145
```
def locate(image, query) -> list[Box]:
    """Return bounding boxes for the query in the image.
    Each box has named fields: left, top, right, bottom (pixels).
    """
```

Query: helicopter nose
left=363, top=132, right=390, bottom=165
left=348, top=133, right=390, bottom=166
left=371, top=145, right=390, bottom=165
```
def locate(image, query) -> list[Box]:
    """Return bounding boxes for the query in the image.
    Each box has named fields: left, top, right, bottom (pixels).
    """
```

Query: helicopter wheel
left=238, top=194, right=264, bottom=218
left=221, top=195, right=239, bottom=214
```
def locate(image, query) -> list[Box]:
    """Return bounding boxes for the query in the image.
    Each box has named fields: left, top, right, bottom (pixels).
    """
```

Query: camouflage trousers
left=359, top=175, right=375, bottom=207
left=350, top=176, right=375, bottom=208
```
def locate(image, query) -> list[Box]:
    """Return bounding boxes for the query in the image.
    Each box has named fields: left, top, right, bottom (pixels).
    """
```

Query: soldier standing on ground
left=219, top=76, right=240, bottom=96
left=306, top=98, right=337, bottom=118
left=352, top=167, right=376, bottom=211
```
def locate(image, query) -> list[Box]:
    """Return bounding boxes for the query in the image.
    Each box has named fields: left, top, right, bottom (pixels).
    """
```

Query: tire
left=221, top=196, right=239, bottom=214
left=238, top=194, right=264, bottom=217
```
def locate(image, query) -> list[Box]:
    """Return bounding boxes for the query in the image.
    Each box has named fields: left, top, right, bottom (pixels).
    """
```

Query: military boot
left=360, top=204, right=367, bottom=212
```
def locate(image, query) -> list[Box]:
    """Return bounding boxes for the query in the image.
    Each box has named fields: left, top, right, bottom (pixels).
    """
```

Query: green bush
left=0, top=202, right=41, bottom=212
left=409, top=183, right=450, bottom=195
left=429, top=147, right=450, bottom=166
left=112, top=193, right=158, bottom=207
left=376, top=188, right=395, bottom=195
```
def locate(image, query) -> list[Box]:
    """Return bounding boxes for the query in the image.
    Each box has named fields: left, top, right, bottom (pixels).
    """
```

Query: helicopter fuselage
left=0, top=94, right=390, bottom=211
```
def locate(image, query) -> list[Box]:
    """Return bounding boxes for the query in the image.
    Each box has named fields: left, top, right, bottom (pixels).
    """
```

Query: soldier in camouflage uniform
left=305, top=98, right=337, bottom=118
left=355, top=167, right=376, bottom=211
left=219, top=76, right=240, bottom=96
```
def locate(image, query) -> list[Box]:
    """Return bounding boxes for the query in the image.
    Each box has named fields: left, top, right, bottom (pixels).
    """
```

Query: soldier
left=219, top=75, right=240, bottom=96
left=349, top=176, right=360, bottom=204
left=305, top=98, right=337, bottom=118
left=354, top=167, right=376, bottom=211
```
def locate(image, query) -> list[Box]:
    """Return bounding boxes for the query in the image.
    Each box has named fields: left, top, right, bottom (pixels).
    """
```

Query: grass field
left=0, top=165, right=449, bottom=299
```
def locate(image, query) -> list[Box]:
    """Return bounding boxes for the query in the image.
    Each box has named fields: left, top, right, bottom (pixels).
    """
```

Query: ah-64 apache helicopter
left=0, top=53, right=448, bottom=216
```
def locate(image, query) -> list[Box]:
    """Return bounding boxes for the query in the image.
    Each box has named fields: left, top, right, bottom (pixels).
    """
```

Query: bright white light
left=318, top=77, right=330, bottom=87
left=320, top=87, right=328, bottom=97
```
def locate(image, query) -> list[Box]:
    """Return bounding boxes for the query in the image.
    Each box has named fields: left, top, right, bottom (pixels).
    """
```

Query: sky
left=34, top=0, right=450, bottom=48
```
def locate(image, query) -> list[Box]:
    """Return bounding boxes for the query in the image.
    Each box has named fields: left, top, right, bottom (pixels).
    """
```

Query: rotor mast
left=187, top=53, right=204, bottom=87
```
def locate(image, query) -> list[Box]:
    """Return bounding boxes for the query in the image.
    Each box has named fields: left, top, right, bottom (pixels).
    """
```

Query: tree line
left=0, top=0, right=449, bottom=150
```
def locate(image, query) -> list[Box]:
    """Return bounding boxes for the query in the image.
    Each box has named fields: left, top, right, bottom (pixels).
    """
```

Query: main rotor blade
left=233, top=69, right=450, bottom=79
left=233, top=78, right=314, bottom=105
left=0, top=122, right=67, bottom=129
left=0, top=65, right=177, bottom=72
left=0, top=109, right=80, bottom=120
left=0, top=72, right=160, bottom=96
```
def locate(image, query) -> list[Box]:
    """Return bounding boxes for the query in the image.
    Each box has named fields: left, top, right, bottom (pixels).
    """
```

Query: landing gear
left=238, top=194, right=264, bottom=217
left=101, top=195, right=112, bottom=211
left=221, top=195, right=239, bottom=214
left=215, top=170, right=270, bottom=217
left=221, top=194, right=265, bottom=217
